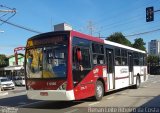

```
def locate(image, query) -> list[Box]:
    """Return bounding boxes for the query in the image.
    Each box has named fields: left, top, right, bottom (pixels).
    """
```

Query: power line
left=0, top=4, right=17, bottom=29
left=92, top=1, right=159, bottom=36
left=122, top=20, right=160, bottom=34
left=0, top=12, right=9, bottom=18
left=0, top=12, right=16, bottom=25
left=0, top=4, right=40, bottom=34
left=94, top=0, right=154, bottom=26
left=0, top=5, right=40, bottom=34
left=0, top=18, right=42, bottom=34
left=0, top=5, right=16, bottom=10
left=125, top=28, right=160, bottom=37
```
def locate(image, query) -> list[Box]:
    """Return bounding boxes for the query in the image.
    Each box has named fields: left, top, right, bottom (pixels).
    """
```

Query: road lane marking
left=88, top=102, right=100, bottom=106
left=64, top=109, right=79, bottom=113
left=106, top=96, right=114, bottom=100
left=18, top=102, right=27, bottom=105
left=15, top=101, right=43, bottom=108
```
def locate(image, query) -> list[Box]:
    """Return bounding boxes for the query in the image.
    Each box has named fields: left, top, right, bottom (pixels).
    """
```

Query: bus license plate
left=40, top=92, right=48, bottom=96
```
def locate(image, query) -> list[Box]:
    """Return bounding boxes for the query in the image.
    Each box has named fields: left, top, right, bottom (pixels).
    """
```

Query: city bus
left=25, top=29, right=148, bottom=101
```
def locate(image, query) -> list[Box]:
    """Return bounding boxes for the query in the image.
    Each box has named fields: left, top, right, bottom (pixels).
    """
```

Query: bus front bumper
left=27, top=90, right=75, bottom=101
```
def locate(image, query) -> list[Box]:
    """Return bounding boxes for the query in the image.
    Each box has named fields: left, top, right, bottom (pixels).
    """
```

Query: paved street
left=0, top=75, right=160, bottom=113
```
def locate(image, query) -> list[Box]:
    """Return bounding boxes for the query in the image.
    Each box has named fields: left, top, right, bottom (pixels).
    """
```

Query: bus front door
left=128, top=52, right=134, bottom=85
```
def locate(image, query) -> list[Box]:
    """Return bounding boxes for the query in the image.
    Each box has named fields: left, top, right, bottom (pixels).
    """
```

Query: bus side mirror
left=76, top=49, right=82, bottom=62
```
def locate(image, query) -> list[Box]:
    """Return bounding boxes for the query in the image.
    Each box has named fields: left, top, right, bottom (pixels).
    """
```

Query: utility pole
left=0, top=5, right=16, bottom=32
left=0, top=9, right=16, bottom=13
left=0, top=5, right=16, bottom=13
left=87, top=21, right=95, bottom=36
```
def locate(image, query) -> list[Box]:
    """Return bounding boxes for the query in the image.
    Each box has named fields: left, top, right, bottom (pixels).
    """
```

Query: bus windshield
left=26, top=35, right=68, bottom=79
left=26, top=45, right=67, bottom=78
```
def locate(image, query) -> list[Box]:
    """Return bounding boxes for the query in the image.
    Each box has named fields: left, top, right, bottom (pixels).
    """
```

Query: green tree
left=0, top=54, right=8, bottom=67
left=106, top=32, right=132, bottom=47
left=147, top=55, right=159, bottom=66
left=132, top=38, right=146, bottom=51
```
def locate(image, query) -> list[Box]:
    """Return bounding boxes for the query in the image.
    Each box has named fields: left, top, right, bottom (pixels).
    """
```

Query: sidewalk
left=0, top=91, right=8, bottom=96
left=0, top=87, right=26, bottom=99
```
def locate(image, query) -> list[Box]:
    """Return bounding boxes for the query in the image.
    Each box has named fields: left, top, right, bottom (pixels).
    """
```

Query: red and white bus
left=25, top=29, right=148, bottom=101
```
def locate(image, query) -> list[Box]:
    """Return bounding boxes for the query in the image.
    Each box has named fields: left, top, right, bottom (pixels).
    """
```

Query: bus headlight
left=58, top=82, right=67, bottom=90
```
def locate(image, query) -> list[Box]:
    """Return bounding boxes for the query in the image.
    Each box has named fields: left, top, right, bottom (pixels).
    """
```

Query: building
left=0, top=54, right=24, bottom=79
left=8, top=54, right=24, bottom=66
left=148, top=40, right=160, bottom=56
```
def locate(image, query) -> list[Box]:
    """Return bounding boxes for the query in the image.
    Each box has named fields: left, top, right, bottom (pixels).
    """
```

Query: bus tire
left=94, top=80, right=104, bottom=101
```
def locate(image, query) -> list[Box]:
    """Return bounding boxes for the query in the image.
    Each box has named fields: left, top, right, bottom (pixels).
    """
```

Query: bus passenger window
left=93, top=55, right=97, bottom=65
left=121, top=49, right=127, bottom=65
left=139, top=54, right=144, bottom=66
left=93, top=54, right=104, bottom=65
left=115, top=57, right=121, bottom=65
left=81, top=49, right=91, bottom=68
left=122, top=58, right=127, bottom=65
left=133, top=52, right=139, bottom=66
left=97, top=55, right=104, bottom=64
left=115, top=48, right=121, bottom=65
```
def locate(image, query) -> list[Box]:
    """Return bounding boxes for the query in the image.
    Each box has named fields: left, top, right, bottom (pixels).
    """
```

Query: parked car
left=0, top=77, right=15, bottom=90
left=14, top=76, right=25, bottom=86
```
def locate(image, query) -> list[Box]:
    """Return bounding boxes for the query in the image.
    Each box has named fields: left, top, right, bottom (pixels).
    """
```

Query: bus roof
left=71, top=30, right=146, bottom=54
left=27, top=30, right=146, bottom=54
left=28, top=31, right=70, bottom=40
left=104, top=40, right=146, bottom=53
left=71, top=30, right=103, bottom=43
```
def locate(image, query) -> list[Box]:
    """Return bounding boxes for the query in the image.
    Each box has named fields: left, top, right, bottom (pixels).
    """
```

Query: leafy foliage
left=106, top=32, right=132, bottom=47
left=147, top=55, right=159, bottom=66
left=0, top=54, right=8, bottom=67
left=132, top=38, right=146, bottom=51
left=106, top=32, right=146, bottom=51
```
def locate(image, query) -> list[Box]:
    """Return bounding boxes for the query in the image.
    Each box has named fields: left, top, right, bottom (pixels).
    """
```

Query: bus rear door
left=106, top=48, right=114, bottom=90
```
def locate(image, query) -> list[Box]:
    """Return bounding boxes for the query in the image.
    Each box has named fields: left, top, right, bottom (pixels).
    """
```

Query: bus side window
left=121, top=49, right=127, bottom=65
left=93, top=54, right=104, bottom=65
left=92, top=43, right=105, bottom=66
left=80, top=48, right=91, bottom=69
left=133, top=52, right=139, bottom=66
left=115, top=57, right=121, bottom=65
left=115, top=48, right=121, bottom=65
left=72, top=47, right=91, bottom=70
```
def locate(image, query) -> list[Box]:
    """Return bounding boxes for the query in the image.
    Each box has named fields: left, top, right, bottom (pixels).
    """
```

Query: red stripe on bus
left=66, top=34, right=73, bottom=90
left=71, top=31, right=104, bottom=43
left=115, top=76, right=129, bottom=80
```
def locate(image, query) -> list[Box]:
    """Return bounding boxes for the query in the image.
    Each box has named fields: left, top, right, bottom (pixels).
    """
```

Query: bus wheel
left=94, top=81, right=104, bottom=101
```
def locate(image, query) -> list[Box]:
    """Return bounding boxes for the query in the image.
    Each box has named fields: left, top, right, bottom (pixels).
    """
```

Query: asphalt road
left=0, top=75, right=160, bottom=113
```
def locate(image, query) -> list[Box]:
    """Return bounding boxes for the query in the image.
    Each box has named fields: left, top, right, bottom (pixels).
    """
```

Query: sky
left=0, top=0, right=160, bottom=55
